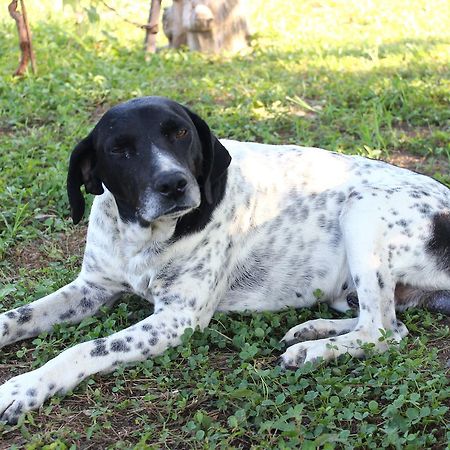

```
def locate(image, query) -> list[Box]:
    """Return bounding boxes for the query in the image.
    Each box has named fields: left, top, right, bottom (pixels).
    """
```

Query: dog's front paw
left=278, top=339, right=345, bottom=370
left=278, top=344, right=309, bottom=370
left=0, top=371, right=53, bottom=425
left=278, top=332, right=374, bottom=370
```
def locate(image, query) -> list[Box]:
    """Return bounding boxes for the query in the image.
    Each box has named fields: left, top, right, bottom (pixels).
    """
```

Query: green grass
left=0, top=0, right=449, bottom=447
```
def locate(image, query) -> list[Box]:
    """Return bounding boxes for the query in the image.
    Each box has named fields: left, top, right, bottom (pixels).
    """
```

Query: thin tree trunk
left=144, top=0, right=162, bottom=54
left=8, top=0, right=35, bottom=76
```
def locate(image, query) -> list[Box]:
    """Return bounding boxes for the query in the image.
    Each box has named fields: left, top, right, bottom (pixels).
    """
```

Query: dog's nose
left=154, top=172, right=188, bottom=199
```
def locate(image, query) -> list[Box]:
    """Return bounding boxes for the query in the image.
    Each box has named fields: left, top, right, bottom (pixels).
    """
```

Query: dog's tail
left=395, top=284, right=450, bottom=315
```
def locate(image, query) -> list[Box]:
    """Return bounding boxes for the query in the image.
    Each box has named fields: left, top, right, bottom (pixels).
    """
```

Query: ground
left=0, top=0, right=449, bottom=448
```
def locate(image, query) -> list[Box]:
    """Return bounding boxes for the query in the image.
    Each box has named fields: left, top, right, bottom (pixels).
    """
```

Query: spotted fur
left=1, top=97, right=450, bottom=424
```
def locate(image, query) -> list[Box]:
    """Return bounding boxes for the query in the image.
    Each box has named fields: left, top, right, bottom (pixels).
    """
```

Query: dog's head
left=67, top=97, right=231, bottom=226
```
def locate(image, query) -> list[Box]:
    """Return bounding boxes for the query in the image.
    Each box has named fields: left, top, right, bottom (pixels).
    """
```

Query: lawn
left=0, top=0, right=449, bottom=448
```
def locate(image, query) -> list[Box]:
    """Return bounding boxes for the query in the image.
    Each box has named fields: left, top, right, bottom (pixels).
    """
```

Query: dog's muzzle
left=138, top=172, right=201, bottom=225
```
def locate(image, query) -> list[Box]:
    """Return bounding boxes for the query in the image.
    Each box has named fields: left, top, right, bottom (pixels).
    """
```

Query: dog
left=1, top=96, right=449, bottom=424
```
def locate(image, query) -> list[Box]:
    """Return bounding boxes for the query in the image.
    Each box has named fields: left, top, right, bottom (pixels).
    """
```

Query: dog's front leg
left=0, top=299, right=207, bottom=424
left=0, top=276, right=121, bottom=349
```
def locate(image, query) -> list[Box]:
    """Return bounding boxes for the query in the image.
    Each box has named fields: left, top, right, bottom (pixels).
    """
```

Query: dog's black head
left=67, top=97, right=231, bottom=229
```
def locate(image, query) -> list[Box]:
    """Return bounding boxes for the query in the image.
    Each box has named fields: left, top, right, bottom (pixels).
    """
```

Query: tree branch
left=100, top=0, right=159, bottom=32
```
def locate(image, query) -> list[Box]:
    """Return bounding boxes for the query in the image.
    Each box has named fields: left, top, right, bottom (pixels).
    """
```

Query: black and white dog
left=1, top=96, right=449, bottom=424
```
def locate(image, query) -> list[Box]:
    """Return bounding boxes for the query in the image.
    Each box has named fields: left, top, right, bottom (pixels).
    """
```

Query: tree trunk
left=144, top=0, right=162, bottom=54
left=8, top=0, right=36, bottom=76
left=163, top=0, right=249, bottom=54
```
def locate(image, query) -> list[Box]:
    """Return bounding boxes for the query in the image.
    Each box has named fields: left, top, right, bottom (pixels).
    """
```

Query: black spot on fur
left=427, top=212, right=450, bottom=271
left=26, top=388, right=37, bottom=397
left=336, top=192, right=346, bottom=204
left=376, top=272, right=385, bottom=289
left=317, top=214, right=327, bottom=228
left=59, top=309, right=76, bottom=320
left=17, top=306, right=33, bottom=324
left=159, top=269, right=180, bottom=289
left=90, top=338, right=109, bottom=357
left=349, top=191, right=363, bottom=200
left=419, top=203, right=432, bottom=216
left=347, top=293, right=359, bottom=309
left=80, top=297, right=94, bottom=310
left=189, top=298, right=197, bottom=308
left=111, top=339, right=130, bottom=352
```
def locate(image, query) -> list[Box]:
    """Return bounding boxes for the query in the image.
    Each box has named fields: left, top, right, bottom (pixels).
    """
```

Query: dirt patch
left=386, top=149, right=449, bottom=177
left=393, top=123, right=435, bottom=139
left=387, top=150, right=426, bottom=171
left=433, top=337, right=450, bottom=370
left=0, top=125, right=14, bottom=136
left=427, top=315, right=450, bottom=370
left=7, top=225, right=87, bottom=274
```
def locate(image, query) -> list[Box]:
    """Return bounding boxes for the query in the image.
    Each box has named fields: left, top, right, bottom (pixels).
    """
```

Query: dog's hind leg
left=279, top=195, right=406, bottom=369
left=0, top=275, right=122, bottom=349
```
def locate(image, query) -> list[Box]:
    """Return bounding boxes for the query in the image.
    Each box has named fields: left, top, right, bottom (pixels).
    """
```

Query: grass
left=0, top=0, right=449, bottom=447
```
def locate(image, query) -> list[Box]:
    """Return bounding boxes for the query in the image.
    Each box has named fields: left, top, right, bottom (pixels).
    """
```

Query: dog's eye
left=110, top=146, right=128, bottom=155
left=175, top=129, right=188, bottom=139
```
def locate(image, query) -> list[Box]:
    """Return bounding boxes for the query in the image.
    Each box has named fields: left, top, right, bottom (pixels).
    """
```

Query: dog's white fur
left=1, top=140, right=449, bottom=423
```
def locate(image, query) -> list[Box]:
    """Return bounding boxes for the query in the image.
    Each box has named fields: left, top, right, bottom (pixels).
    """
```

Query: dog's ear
left=182, top=106, right=231, bottom=204
left=67, top=133, right=104, bottom=224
